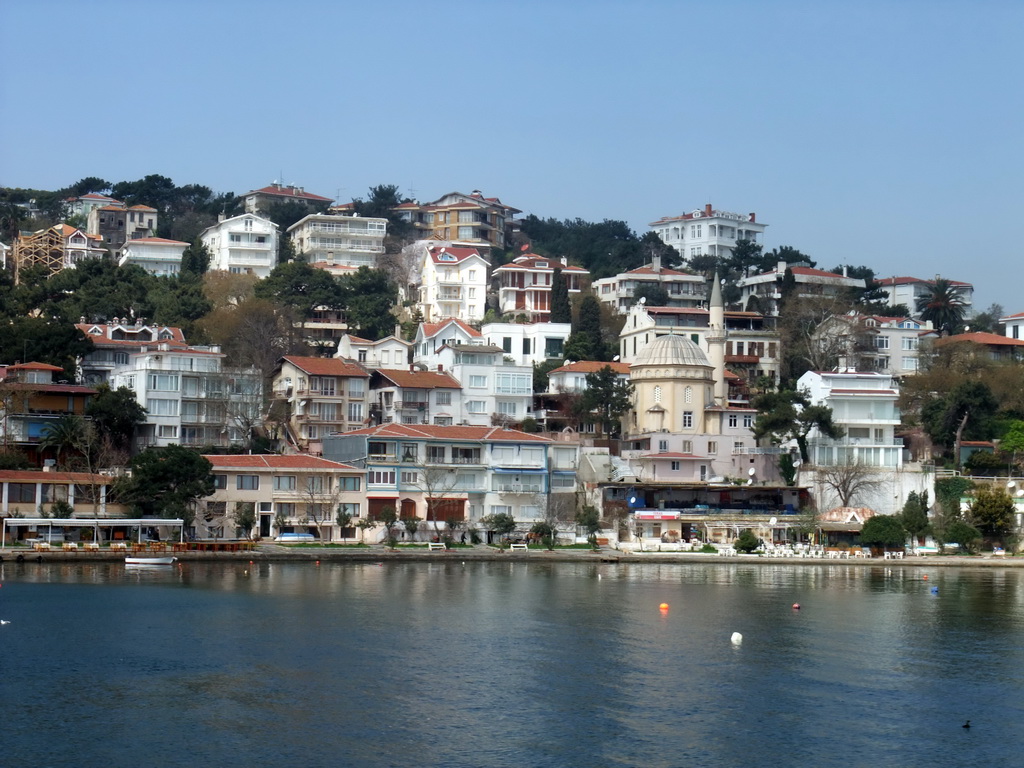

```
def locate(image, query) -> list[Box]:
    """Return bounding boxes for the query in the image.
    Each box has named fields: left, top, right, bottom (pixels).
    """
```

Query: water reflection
left=1, top=562, right=1022, bottom=767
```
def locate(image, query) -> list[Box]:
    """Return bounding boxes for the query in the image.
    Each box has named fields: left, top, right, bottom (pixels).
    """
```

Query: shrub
left=734, top=529, right=761, bottom=554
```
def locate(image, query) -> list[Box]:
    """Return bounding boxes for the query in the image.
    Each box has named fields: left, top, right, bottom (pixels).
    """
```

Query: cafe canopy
left=1, top=518, right=185, bottom=548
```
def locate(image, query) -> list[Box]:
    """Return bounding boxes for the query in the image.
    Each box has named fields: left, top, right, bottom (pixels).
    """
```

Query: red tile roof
left=936, top=332, right=1024, bottom=347
left=341, top=424, right=552, bottom=442
left=204, top=454, right=359, bottom=471
left=127, top=205, right=157, bottom=211
left=496, top=256, right=588, bottom=273
left=0, top=470, right=113, bottom=483
left=420, top=318, right=481, bottom=338
left=623, top=265, right=696, bottom=277
left=8, top=362, right=63, bottom=371
left=550, top=361, right=630, bottom=375
left=280, top=356, right=369, bottom=377
left=375, top=369, right=461, bottom=388
left=247, top=184, right=333, bottom=202
left=427, top=245, right=485, bottom=264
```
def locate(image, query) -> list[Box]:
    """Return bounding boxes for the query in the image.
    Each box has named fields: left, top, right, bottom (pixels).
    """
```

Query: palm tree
left=916, top=277, right=967, bottom=336
left=39, top=414, right=91, bottom=468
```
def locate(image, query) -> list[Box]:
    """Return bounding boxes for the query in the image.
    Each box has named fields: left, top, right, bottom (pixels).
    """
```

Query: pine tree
left=550, top=267, right=571, bottom=323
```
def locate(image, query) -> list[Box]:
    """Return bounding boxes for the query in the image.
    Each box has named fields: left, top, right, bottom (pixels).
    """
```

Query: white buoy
left=731, top=631, right=743, bottom=645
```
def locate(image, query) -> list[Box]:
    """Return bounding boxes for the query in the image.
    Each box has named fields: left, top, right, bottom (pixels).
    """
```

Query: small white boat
left=125, top=556, right=177, bottom=566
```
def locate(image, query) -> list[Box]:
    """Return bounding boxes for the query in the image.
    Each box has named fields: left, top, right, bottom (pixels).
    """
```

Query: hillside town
left=1, top=178, right=1020, bottom=555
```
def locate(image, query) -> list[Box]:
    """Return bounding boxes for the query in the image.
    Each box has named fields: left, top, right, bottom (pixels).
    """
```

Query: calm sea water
left=1, top=560, right=1022, bottom=767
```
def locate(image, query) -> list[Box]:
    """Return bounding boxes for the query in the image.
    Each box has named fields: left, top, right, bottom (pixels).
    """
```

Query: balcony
left=495, top=484, right=543, bottom=494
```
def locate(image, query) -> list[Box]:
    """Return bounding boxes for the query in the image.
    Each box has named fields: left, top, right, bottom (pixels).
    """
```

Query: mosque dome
left=634, top=333, right=712, bottom=368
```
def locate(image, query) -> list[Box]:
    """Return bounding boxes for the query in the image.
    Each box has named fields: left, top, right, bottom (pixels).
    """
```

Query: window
left=147, top=398, right=178, bottom=416
left=671, top=461, right=681, bottom=471
left=497, top=401, right=517, bottom=416
left=545, top=338, right=564, bottom=357
left=502, top=337, right=512, bottom=353
left=400, top=471, right=418, bottom=485
left=368, top=470, right=395, bottom=485
left=708, top=441, right=718, bottom=454
left=470, top=375, right=487, bottom=388
left=305, top=476, right=326, bottom=493
left=158, top=425, right=178, bottom=438
left=427, top=446, right=446, bottom=463
left=743, top=414, right=753, bottom=428
left=551, top=474, right=575, bottom=489
left=401, top=444, right=418, bottom=463
left=434, top=416, right=453, bottom=426
left=436, top=391, right=451, bottom=406
left=338, top=502, right=360, bottom=518
left=9, top=483, right=36, bottom=503
left=348, top=378, right=365, bottom=398
left=728, top=414, right=738, bottom=428
left=658, top=440, right=668, bottom=452
left=684, top=386, right=693, bottom=403
left=490, top=505, right=512, bottom=517
left=339, top=477, right=361, bottom=491
left=273, top=476, right=296, bottom=491
left=683, top=411, right=693, bottom=429
left=348, top=402, right=363, bottom=422
left=874, top=336, right=890, bottom=350
left=902, top=337, right=918, bottom=351
left=467, top=400, right=486, bottom=413
left=236, top=475, right=259, bottom=490
left=458, top=226, right=474, bottom=239
left=654, top=385, right=662, bottom=403
left=903, top=358, right=919, bottom=371
left=682, top=441, right=693, bottom=453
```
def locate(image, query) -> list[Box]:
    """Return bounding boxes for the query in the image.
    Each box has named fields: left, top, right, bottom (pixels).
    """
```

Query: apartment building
left=271, top=356, right=370, bottom=452
left=199, top=213, right=279, bottom=278
left=288, top=213, right=387, bottom=269
left=650, top=203, right=766, bottom=261
left=494, top=255, right=589, bottom=321
left=592, top=256, right=707, bottom=314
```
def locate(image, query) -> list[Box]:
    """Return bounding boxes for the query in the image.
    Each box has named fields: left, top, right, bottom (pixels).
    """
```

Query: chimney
left=705, top=203, right=712, bottom=216
left=560, top=256, right=567, bottom=266
left=842, top=265, right=848, bottom=278
left=652, top=254, right=661, bottom=273
left=437, top=364, right=443, bottom=372
left=749, top=212, right=756, bottom=223
left=777, top=260, right=786, bottom=274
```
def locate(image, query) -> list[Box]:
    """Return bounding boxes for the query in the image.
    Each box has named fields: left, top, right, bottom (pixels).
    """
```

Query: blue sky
left=3, top=0, right=1022, bottom=313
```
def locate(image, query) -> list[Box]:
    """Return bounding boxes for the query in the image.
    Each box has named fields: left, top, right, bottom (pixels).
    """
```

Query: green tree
left=578, top=365, right=634, bottom=437
left=255, top=261, right=345, bottom=319
left=859, top=515, right=906, bottom=549
left=180, top=240, right=211, bottom=276
left=922, top=380, right=999, bottom=451
left=116, top=446, right=215, bottom=526
left=576, top=505, right=601, bottom=547
left=632, top=283, right=670, bottom=307
left=39, top=414, right=91, bottom=468
left=337, top=267, right=398, bottom=340
left=943, top=519, right=982, bottom=553
left=968, top=485, right=1015, bottom=540
left=900, top=491, right=931, bottom=543
left=482, top=511, right=516, bottom=543
left=564, top=293, right=606, bottom=361
left=86, top=384, right=147, bottom=452
left=351, top=184, right=413, bottom=245
left=916, top=277, right=968, bottom=336
left=752, top=389, right=843, bottom=463
left=549, top=267, right=571, bottom=323
left=377, top=504, right=399, bottom=547
left=232, top=502, right=257, bottom=540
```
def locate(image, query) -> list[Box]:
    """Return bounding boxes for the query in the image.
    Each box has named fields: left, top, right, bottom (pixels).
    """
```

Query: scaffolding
left=12, top=226, right=66, bottom=283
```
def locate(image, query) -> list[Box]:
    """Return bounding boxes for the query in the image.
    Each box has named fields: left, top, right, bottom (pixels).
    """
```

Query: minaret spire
left=708, top=274, right=727, bottom=405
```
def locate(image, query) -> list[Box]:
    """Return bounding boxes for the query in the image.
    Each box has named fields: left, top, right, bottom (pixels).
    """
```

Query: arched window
left=654, top=385, right=662, bottom=403
left=685, top=385, right=693, bottom=403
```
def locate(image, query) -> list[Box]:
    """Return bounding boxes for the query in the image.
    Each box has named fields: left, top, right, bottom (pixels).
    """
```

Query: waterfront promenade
left=0, top=543, right=1019, bottom=567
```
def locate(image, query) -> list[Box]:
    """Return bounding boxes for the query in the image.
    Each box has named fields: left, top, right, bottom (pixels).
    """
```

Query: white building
left=117, top=237, right=188, bottom=277
left=76, top=320, right=188, bottom=385
left=199, top=213, right=279, bottom=278
left=493, top=254, right=589, bottom=321
left=417, top=244, right=490, bottom=323
left=1000, top=311, right=1024, bottom=340
left=814, top=313, right=935, bottom=376
left=336, top=332, right=411, bottom=369
left=322, top=424, right=578, bottom=541
left=288, top=213, right=387, bottom=269
left=649, top=203, right=766, bottom=261
left=797, top=369, right=903, bottom=468
left=482, top=321, right=571, bottom=367
left=737, top=262, right=865, bottom=315
left=413, top=318, right=483, bottom=360
left=876, top=276, right=974, bottom=315
left=109, top=345, right=263, bottom=450
left=592, top=256, right=706, bottom=314
left=547, top=360, right=630, bottom=394
left=433, top=344, right=534, bottom=427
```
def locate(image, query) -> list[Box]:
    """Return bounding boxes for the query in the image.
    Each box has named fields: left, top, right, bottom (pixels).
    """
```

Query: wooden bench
left=509, top=543, right=529, bottom=552
left=83, top=542, right=100, bottom=552
left=427, top=542, right=447, bottom=551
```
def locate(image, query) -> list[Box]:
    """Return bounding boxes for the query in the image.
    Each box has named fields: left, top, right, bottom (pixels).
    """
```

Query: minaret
left=707, top=273, right=727, bottom=405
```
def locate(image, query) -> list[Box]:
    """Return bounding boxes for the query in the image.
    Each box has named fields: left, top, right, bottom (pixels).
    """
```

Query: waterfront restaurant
left=602, top=480, right=812, bottom=547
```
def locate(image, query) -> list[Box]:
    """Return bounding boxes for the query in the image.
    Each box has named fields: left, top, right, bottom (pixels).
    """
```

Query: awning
left=818, top=522, right=863, bottom=532
left=635, top=513, right=679, bottom=520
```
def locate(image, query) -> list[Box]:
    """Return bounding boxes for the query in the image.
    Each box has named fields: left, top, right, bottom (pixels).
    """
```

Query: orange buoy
left=792, top=603, right=801, bottom=610
left=923, top=574, right=928, bottom=580
left=659, top=603, right=669, bottom=611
